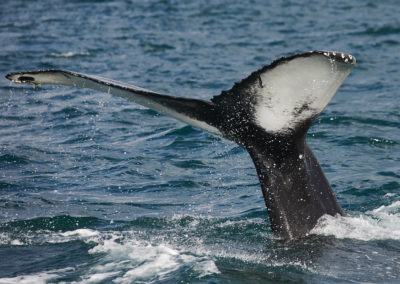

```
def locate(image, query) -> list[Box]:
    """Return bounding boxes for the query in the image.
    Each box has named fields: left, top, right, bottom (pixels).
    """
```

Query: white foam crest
left=0, top=230, right=219, bottom=283
left=10, top=239, right=23, bottom=246
left=0, top=268, right=74, bottom=284
left=311, top=201, right=400, bottom=241
left=0, top=273, right=56, bottom=284
left=0, top=229, right=101, bottom=247
left=78, top=271, right=120, bottom=284
left=86, top=235, right=219, bottom=283
left=45, top=229, right=101, bottom=244
left=0, top=232, right=33, bottom=246
left=0, top=233, right=11, bottom=245
left=193, top=260, right=220, bottom=278
left=49, top=51, right=91, bottom=58
left=60, top=228, right=100, bottom=238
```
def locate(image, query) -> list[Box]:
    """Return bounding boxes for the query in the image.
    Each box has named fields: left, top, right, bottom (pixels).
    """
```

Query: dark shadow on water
left=0, top=241, right=97, bottom=279
left=214, top=234, right=344, bottom=284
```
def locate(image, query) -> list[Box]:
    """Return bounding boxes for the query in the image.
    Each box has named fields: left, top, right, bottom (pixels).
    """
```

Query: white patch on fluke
left=253, top=54, right=354, bottom=133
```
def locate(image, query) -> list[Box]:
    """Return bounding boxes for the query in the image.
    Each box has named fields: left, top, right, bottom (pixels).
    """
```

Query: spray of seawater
left=1, top=201, right=399, bottom=283
left=311, top=201, right=400, bottom=241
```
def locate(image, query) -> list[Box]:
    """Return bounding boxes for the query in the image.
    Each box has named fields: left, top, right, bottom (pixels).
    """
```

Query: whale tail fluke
left=5, top=51, right=355, bottom=141
left=5, top=50, right=356, bottom=239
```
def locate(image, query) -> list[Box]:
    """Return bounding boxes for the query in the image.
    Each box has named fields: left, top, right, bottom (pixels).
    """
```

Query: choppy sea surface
left=1, top=1, right=399, bottom=283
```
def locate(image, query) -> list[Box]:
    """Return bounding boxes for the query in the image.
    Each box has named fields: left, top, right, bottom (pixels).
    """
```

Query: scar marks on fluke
left=322, top=51, right=356, bottom=64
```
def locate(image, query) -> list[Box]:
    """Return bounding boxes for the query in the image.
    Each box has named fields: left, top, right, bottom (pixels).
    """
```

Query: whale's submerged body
left=6, top=50, right=356, bottom=240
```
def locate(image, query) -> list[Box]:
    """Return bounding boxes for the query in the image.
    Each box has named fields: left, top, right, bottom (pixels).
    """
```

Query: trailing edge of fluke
left=6, top=50, right=356, bottom=240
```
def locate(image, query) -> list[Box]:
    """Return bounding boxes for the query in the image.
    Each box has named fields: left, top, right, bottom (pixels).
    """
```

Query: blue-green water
left=1, top=0, right=399, bottom=283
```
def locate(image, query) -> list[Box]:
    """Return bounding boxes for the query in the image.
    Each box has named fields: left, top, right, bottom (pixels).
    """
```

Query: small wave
left=341, top=136, right=398, bottom=148
left=59, top=228, right=100, bottom=238
left=318, top=116, right=400, bottom=128
left=139, top=42, right=175, bottom=53
left=311, top=201, right=400, bottom=241
left=48, top=51, right=91, bottom=58
left=0, top=228, right=101, bottom=247
left=0, top=232, right=11, bottom=245
left=0, top=228, right=219, bottom=283
left=0, top=268, right=74, bottom=284
left=360, top=25, right=400, bottom=36
left=2, top=215, right=102, bottom=232
left=0, top=153, right=29, bottom=165
left=88, top=237, right=219, bottom=282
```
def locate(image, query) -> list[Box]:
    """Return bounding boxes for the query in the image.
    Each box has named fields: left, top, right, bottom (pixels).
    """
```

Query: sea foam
left=311, top=201, right=400, bottom=241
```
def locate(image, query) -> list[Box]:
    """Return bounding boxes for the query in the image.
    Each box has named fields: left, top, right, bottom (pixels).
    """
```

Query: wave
left=0, top=268, right=75, bottom=284
left=48, top=51, right=91, bottom=58
left=1, top=200, right=399, bottom=282
left=311, top=201, right=400, bottom=241
left=87, top=236, right=219, bottom=282
left=0, top=228, right=219, bottom=283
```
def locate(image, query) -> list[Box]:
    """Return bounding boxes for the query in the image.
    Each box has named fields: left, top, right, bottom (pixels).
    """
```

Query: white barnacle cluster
left=322, top=51, right=355, bottom=64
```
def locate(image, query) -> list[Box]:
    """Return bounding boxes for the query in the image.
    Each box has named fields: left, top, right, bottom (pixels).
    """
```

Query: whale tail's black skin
left=6, top=50, right=356, bottom=240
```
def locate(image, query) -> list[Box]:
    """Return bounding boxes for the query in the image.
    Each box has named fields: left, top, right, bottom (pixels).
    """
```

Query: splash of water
left=311, top=201, right=400, bottom=241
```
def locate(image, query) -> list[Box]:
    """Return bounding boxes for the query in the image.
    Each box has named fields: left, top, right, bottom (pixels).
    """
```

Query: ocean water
left=0, top=0, right=399, bottom=283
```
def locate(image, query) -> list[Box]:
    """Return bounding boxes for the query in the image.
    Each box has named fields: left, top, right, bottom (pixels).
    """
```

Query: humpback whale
left=6, top=50, right=356, bottom=240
